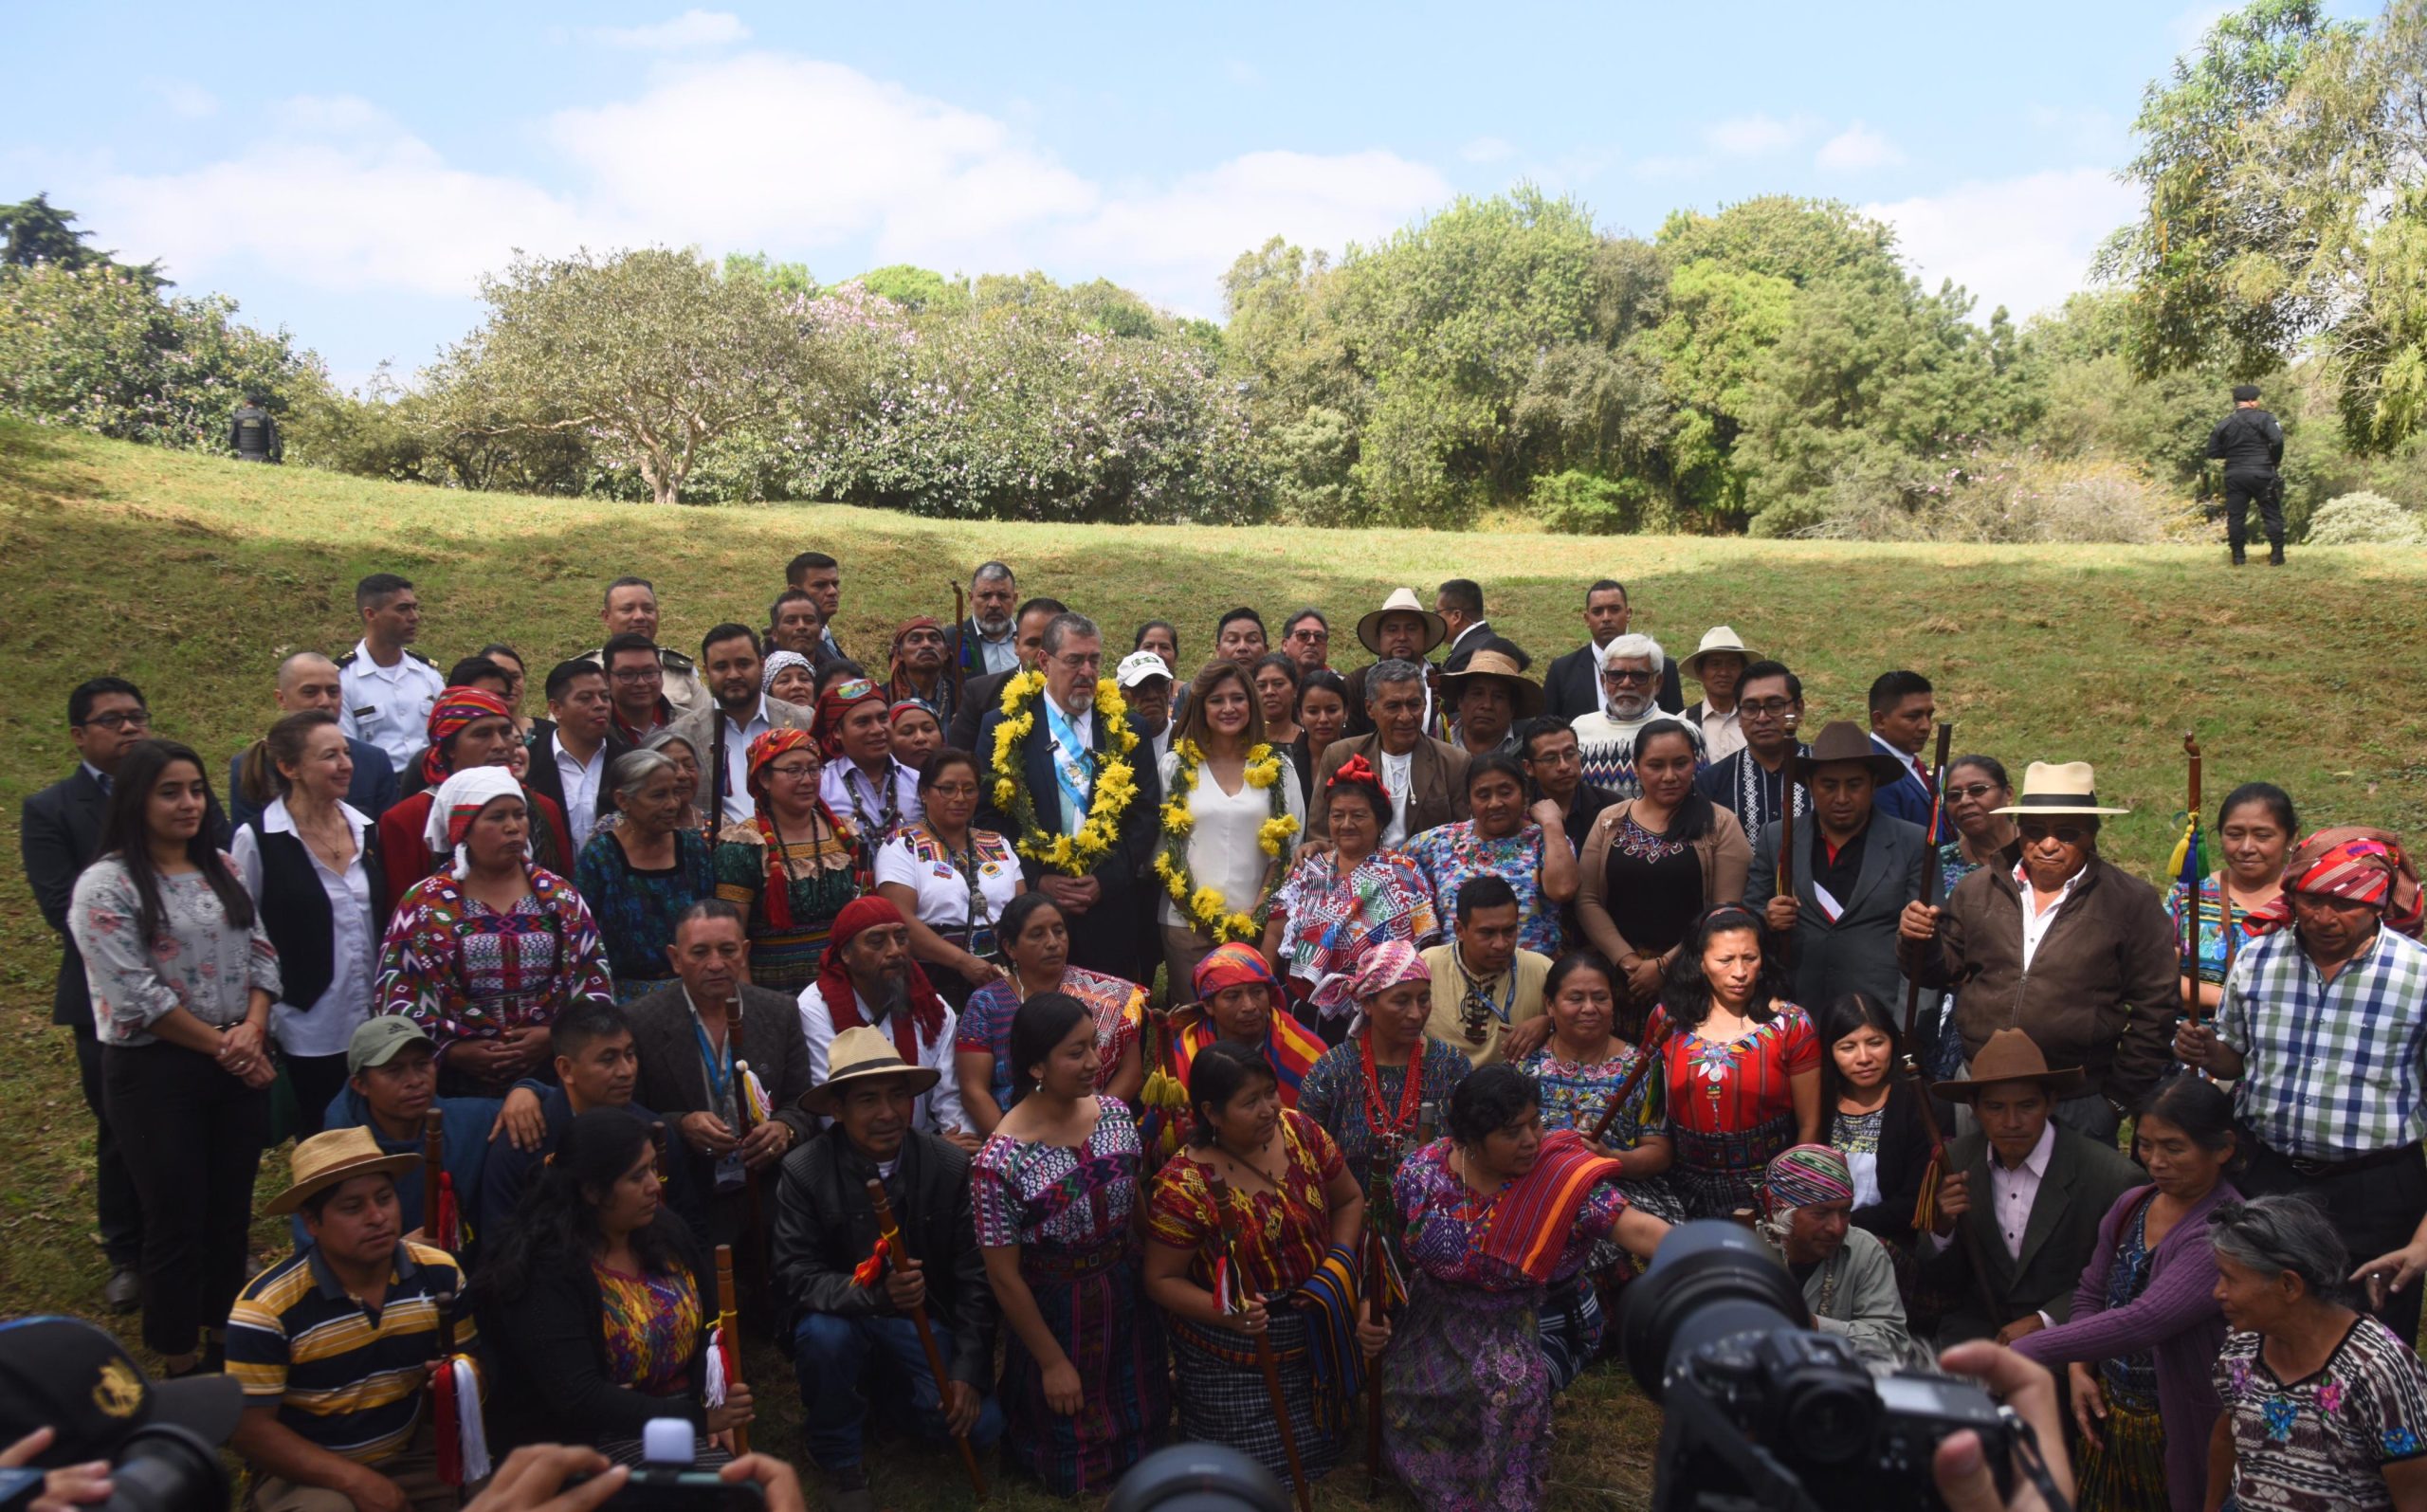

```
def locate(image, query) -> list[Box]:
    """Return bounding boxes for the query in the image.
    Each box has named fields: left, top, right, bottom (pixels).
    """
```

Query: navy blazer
left=972, top=703, right=1162, bottom=871
left=21, top=767, right=109, bottom=1029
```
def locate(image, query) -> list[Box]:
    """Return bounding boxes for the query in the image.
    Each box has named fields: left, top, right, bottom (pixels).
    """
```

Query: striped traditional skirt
left=1171, top=1307, right=1339, bottom=1484
left=1001, top=1241, right=1168, bottom=1496
left=2075, top=1400, right=2168, bottom=1512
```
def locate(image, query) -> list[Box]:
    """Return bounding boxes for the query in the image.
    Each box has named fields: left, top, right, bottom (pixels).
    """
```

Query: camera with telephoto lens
left=594, top=1419, right=764, bottom=1512
left=1622, top=1221, right=2017, bottom=1512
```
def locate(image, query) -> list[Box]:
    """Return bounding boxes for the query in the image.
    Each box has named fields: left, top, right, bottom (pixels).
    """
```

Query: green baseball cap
left=346, top=1016, right=433, bottom=1075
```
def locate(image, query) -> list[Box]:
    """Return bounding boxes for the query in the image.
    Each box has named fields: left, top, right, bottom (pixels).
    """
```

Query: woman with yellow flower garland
left=1155, top=661, right=1305, bottom=995
left=973, top=612, right=1163, bottom=980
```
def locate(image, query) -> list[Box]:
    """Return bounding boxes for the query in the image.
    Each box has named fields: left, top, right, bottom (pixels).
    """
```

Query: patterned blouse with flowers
left=2214, top=1315, right=2427, bottom=1512
left=592, top=1260, right=703, bottom=1396
left=1391, top=1137, right=1627, bottom=1293
left=1402, top=820, right=1560, bottom=956
left=972, top=1099, right=1150, bottom=1252
left=1644, top=1000, right=1818, bottom=1216
left=712, top=818, right=860, bottom=995
left=1519, top=1041, right=1668, bottom=1155
left=1147, top=1110, right=1345, bottom=1296
left=375, top=867, right=614, bottom=1080
left=957, top=966, right=1146, bottom=1112
left=70, top=856, right=283, bottom=1047
left=2167, top=873, right=2262, bottom=989
left=1268, top=847, right=1440, bottom=1003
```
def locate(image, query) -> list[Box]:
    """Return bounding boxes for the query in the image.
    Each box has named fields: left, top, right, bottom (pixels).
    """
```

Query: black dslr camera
left=1621, top=1221, right=2020, bottom=1512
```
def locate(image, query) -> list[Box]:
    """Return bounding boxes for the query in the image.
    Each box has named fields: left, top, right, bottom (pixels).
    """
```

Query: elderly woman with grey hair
left=575, top=747, right=719, bottom=1003
left=2206, top=1193, right=2427, bottom=1512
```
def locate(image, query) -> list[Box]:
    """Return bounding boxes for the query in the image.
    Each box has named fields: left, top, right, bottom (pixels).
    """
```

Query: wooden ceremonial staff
left=712, top=1245, right=750, bottom=1457
left=1361, top=1098, right=1436, bottom=1491
left=951, top=582, right=968, bottom=701
left=1896, top=723, right=2001, bottom=1328
left=1587, top=1023, right=1672, bottom=1148
left=864, top=1179, right=987, bottom=1500
left=1202, top=1170, right=1313, bottom=1512
left=2183, top=732, right=2204, bottom=1030
left=422, top=1109, right=446, bottom=1248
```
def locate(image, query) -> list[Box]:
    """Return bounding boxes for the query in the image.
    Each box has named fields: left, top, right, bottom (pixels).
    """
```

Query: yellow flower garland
left=989, top=668, right=1140, bottom=877
left=1154, top=738, right=1300, bottom=944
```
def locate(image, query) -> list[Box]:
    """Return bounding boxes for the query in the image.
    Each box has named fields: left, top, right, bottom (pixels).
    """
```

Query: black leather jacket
left=770, top=1126, right=995, bottom=1387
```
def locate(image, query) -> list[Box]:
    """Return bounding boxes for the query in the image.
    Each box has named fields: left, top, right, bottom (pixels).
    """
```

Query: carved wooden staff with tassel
left=420, top=1110, right=461, bottom=1255
left=429, top=1291, right=489, bottom=1486
left=1202, top=1170, right=1313, bottom=1512
left=709, top=1245, right=750, bottom=1457
left=2175, top=733, right=2213, bottom=1076
left=863, top=1179, right=988, bottom=1500
left=1587, top=1022, right=1672, bottom=1149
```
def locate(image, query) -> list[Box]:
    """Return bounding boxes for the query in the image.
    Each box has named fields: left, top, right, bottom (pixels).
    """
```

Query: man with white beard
left=1569, top=633, right=1690, bottom=796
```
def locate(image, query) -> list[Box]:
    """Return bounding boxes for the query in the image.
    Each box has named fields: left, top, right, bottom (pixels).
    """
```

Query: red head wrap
left=2243, top=826, right=2424, bottom=940
left=420, top=686, right=514, bottom=788
left=814, top=895, right=946, bottom=1056
left=1191, top=941, right=1280, bottom=1002
left=1331, top=752, right=1380, bottom=790
left=742, top=726, right=849, bottom=933
left=815, top=678, right=886, bottom=759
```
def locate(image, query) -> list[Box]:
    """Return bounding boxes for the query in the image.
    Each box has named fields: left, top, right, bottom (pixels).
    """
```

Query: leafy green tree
left=0, top=192, right=167, bottom=288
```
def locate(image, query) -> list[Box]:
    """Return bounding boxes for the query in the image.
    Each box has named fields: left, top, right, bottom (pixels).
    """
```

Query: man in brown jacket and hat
left=1899, top=761, right=2179, bottom=1140
left=1309, top=658, right=1470, bottom=847
left=1342, top=588, right=1448, bottom=739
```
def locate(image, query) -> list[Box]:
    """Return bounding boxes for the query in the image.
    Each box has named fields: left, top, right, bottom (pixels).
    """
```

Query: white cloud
left=1704, top=113, right=1816, bottom=156
left=593, top=9, right=749, bottom=51
left=1865, top=167, right=2140, bottom=321
left=1461, top=136, right=1516, bottom=164
left=1816, top=121, right=1906, bottom=172
left=155, top=82, right=218, bottom=119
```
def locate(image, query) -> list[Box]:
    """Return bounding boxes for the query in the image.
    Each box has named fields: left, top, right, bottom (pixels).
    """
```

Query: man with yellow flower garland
left=975, top=612, right=1164, bottom=979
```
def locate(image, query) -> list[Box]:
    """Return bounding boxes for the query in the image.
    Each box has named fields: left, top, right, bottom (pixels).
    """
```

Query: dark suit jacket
left=1743, top=811, right=1929, bottom=1011
left=947, top=667, right=1016, bottom=754
left=625, top=983, right=818, bottom=1143
left=1926, top=1124, right=2144, bottom=1342
left=21, top=768, right=109, bottom=1029
left=1544, top=647, right=1683, bottom=724
left=1305, top=731, right=1470, bottom=847
left=523, top=721, right=636, bottom=835
left=771, top=1127, right=995, bottom=1386
left=972, top=701, right=1162, bottom=976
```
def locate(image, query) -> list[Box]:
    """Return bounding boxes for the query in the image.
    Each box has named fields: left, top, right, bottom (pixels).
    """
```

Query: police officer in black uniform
left=2206, top=382, right=2285, bottom=565
left=228, top=393, right=282, bottom=464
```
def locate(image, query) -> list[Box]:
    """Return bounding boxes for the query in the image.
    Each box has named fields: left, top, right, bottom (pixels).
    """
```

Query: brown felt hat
left=1790, top=720, right=1912, bottom=790
left=1933, top=1028, right=2086, bottom=1102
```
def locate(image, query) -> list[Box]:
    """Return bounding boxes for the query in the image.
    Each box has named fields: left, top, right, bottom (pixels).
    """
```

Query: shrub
left=2304, top=490, right=2426, bottom=545
left=1528, top=469, right=1653, bottom=534
left=1798, top=445, right=2199, bottom=544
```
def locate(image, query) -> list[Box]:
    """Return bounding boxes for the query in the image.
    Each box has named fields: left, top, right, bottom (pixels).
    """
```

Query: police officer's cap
left=2232, top=383, right=2262, bottom=402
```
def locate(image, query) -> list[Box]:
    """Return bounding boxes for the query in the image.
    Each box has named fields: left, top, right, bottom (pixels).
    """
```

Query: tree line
left=2, top=0, right=2422, bottom=542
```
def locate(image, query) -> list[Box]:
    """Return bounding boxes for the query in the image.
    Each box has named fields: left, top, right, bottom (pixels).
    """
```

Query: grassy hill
left=5, top=419, right=2425, bottom=1508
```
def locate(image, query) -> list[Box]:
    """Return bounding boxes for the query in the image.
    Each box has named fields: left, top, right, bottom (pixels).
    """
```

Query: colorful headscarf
left=2244, top=826, right=2424, bottom=939
left=419, top=686, right=514, bottom=788
left=1762, top=1143, right=1856, bottom=1214
left=888, top=615, right=944, bottom=672
left=743, top=727, right=849, bottom=932
left=888, top=700, right=935, bottom=726
left=761, top=649, right=812, bottom=694
left=812, top=895, right=946, bottom=1059
left=1192, top=941, right=1280, bottom=1003
left=816, top=677, right=887, bottom=758
left=422, top=766, right=527, bottom=879
left=1349, top=939, right=1430, bottom=1001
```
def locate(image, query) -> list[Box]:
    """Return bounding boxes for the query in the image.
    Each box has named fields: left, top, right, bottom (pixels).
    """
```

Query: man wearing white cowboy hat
left=228, top=1127, right=479, bottom=1512
left=773, top=1026, right=1001, bottom=1512
left=1342, top=588, right=1447, bottom=739
left=1900, top=760, right=2179, bottom=1140
left=1677, top=626, right=1755, bottom=763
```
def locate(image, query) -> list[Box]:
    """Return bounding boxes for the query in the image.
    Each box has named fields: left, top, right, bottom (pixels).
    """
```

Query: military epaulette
left=406, top=648, right=437, bottom=666
left=334, top=649, right=360, bottom=668
left=660, top=647, right=696, bottom=671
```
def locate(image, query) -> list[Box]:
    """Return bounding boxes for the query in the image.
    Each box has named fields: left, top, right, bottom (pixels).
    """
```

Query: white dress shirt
left=1691, top=701, right=1746, bottom=763
left=551, top=733, right=609, bottom=854
left=228, top=798, right=376, bottom=1058
left=796, top=983, right=968, bottom=1135
left=337, top=639, right=446, bottom=776
left=1378, top=747, right=1415, bottom=847
left=2017, top=868, right=2083, bottom=970
left=713, top=699, right=776, bottom=822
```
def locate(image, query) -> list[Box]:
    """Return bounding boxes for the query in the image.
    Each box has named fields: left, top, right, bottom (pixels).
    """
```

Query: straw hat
left=1679, top=626, right=1756, bottom=682
left=1789, top=720, right=1911, bottom=789
left=1933, top=1028, right=2086, bottom=1102
left=805, top=1025, right=941, bottom=1116
left=1992, top=761, right=2128, bottom=817
left=1437, top=647, right=1543, bottom=719
left=1355, top=589, right=1448, bottom=657
left=262, top=1126, right=423, bottom=1216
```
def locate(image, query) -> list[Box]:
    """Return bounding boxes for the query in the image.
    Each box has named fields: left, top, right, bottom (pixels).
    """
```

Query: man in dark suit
left=973, top=611, right=1161, bottom=979
left=627, top=902, right=819, bottom=1248
left=20, top=676, right=151, bottom=1309
left=227, top=652, right=399, bottom=829
left=1542, top=578, right=1682, bottom=723
left=945, top=596, right=1064, bottom=754
left=940, top=561, right=1022, bottom=689
left=1743, top=720, right=1929, bottom=1011
left=524, top=659, right=634, bottom=856
left=1309, top=659, right=1472, bottom=847
left=1923, top=1029, right=2142, bottom=1345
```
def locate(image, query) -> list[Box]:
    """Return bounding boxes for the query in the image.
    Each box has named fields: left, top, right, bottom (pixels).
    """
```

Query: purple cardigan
left=2016, top=1181, right=2237, bottom=1512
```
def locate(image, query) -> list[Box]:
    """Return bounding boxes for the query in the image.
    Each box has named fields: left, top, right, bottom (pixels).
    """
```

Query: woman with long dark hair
left=1157, top=660, right=1305, bottom=993
left=1575, top=719, right=1751, bottom=1026
left=1642, top=902, right=1819, bottom=1218
left=229, top=709, right=390, bottom=1134
left=1814, top=992, right=1937, bottom=1256
left=1289, top=670, right=1351, bottom=811
left=972, top=993, right=1170, bottom=1494
left=955, top=892, right=1146, bottom=1134
left=70, top=738, right=279, bottom=1373
left=479, top=1109, right=752, bottom=1461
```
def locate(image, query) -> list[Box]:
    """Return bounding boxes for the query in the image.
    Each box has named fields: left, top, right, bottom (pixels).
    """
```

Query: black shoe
left=819, top=1466, right=873, bottom=1512
left=104, top=1266, right=140, bottom=1313
left=2269, top=543, right=2285, bottom=565
left=2231, top=550, right=2247, bottom=565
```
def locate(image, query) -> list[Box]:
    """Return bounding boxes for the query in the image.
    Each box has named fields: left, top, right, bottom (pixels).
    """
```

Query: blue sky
left=9, top=1, right=2348, bottom=386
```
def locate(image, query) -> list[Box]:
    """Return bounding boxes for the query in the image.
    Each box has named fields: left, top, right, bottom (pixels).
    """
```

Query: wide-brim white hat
left=1992, top=760, right=2129, bottom=817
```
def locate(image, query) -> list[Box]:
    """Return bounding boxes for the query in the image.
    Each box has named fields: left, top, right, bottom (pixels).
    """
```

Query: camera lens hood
left=1620, top=1219, right=1811, bottom=1399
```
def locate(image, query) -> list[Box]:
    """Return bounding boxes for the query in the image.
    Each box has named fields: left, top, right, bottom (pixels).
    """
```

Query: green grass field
left=4, top=419, right=2423, bottom=1508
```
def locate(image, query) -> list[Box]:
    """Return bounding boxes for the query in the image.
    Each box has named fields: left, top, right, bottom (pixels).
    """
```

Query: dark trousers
left=2239, top=1135, right=2427, bottom=1344
left=2223, top=468, right=2284, bottom=551
left=102, top=1041, right=271, bottom=1355
left=793, top=1313, right=1004, bottom=1472
left=284, top=1052, right=351, bottom=1139
left=72, top=1025, right=144, bottom=1267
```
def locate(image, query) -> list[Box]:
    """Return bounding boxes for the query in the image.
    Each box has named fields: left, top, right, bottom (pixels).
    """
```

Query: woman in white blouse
left=228, top=710, right=387, bottom=1134
left=874, top=747, right=1025, bottom=1011
left=1156, top=661, right=1305, bottom=994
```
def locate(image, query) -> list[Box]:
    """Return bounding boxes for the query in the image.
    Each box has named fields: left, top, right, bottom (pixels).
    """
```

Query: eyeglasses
left=1948, top=783, right=2003, bottom=802
left=1287, top=628, right=1329, bottom=643
left=1739, top=699, right=1797, bottom=719
left=1601, top=668, right=1654, bottom=683
left=78, top=710, right=151, bottom=731
left=764, top=762, right=818, bottom=781
left=1053, top=653, right=1104, bottom=672
left=610, top=666, right=662, bottom=683
left=2018, top=823, right=2089, bottom=846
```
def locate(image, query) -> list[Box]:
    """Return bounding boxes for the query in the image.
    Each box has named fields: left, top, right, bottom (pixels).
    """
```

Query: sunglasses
left=2018, top=823, right=2089, bottom=846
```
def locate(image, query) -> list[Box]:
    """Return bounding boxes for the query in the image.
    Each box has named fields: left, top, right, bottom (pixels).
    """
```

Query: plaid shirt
left=2218, top=925, right=2427, bottom=1160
